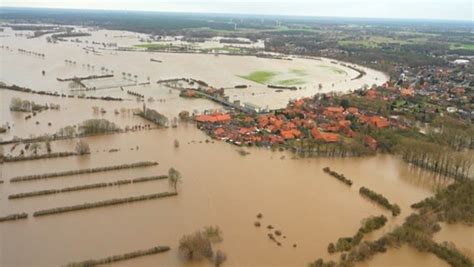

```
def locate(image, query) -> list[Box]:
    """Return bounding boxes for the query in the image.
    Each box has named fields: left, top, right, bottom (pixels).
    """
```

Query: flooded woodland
left=0, top=25, right=472, bottom=267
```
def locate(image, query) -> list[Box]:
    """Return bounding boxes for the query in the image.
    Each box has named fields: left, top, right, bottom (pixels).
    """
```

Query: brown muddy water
left=0, top=26, right=388, bottom=110
left=0, top=123, right=457, bottom=267
left=0, top=25, right=470, bottom=267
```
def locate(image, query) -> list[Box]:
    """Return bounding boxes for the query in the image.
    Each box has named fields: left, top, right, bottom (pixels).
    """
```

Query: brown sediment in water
left=0, top=26, right=463, bottom=267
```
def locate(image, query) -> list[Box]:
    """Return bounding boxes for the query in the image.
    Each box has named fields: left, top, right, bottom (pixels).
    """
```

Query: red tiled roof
left=347, top=107, right=359, bottom=114
left=338, top=120, right=351, bottom=128
left=239, top=127, right=254, bottom=135
left=326, top=106, right=344, bottom=113
left=294, top=99, right=305, bottom=107
left=281, top=130, right=295, bottom=139
left=311, top=128, right=339, bottom=143
left=214, top=127, right=225, bottom=136
left=400, top=88, right=414, bottom=97
left=365, top=135, right=377, bottom=150
left=195, top=113, right=231, bottom=123
left=369, top=116, right=389, bottom=129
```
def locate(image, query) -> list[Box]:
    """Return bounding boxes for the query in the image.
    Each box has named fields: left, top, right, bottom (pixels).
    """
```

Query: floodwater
left=0, top=26, right=388, bottom=110
left=0, top=127, right=448, bottom=267
left=0, top=25, right=469, bottom=267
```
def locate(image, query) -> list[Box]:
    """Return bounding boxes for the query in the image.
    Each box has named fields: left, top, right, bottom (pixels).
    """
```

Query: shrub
left=204, top=226, right=223, bottom=243
left=75, top=140, right=90, bottom=155
left=213, top=250, right=227, bottom=267
left=179, top=231, right=213, bottom=260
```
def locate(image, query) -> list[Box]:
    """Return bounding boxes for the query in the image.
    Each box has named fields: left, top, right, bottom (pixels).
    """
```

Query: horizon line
left=0, top=6, right=472, bottom=24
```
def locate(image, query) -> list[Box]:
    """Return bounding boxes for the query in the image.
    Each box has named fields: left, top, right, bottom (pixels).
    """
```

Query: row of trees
left=359, top=187, right=401, bottom=216
left=10, top=97, right=51, bottom=112
left=327, top=215, right=387, bottom=254
left=395, top=137, right=473, bottom=181
left=290, top=138, right=374, bottom=158
left=312, top=179, right=474, bottom=267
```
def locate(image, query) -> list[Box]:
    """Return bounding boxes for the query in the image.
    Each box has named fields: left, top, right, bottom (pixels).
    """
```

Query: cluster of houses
left=194, top=94, right=396, bottom=149
left=392, top=63, right=472, bottom=120
left=190, top=58, right=472, bottom=150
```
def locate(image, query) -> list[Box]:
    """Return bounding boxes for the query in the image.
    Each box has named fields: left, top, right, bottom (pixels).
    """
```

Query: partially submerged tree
left=213, top=250, right=227, bottom=267
left=168, top=168, right=182, bottom=192
left=45, top=140, right=52, bottom=153
left=75, top=140, right=90, bottom=155
left=174, top=139, right=180, bottom=148
left=178, top=231, right=213, bottom=260
left=30, top=142, right=41, bottom=155
left=203, top=226, right=223, bottom=243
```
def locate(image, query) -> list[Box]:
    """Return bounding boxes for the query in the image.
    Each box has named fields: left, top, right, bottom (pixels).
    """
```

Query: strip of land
left=33, top=191, right=177, bottom=217
left=9, top=175, right=168, bottom=199
left=66, top=245, right=170, bottom=267
left=9, top=161, right=158, bottom=183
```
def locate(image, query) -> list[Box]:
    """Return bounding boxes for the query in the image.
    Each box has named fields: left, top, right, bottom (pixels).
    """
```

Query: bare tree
left=178, top=231, right=213, bottom=260
left=168, top=167, right=182, bottom=192
left=213, top=250, right=227, bottom=267
left=30, top=142, right=41, bottom=155
left=46, top=140, right=52, bottom=153
left=75, top=140, right=90, bottom=155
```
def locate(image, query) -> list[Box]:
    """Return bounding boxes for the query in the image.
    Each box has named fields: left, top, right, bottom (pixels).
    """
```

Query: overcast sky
left=1, top=0, right=473, bottom=21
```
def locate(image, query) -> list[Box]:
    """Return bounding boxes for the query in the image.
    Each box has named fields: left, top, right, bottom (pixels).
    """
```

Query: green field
left=134, top=43, right=173, bottom=50
left=238, top=71, right=278, bottom=84
left=207, top=46, right=245, bottom=53
left=318, top=65, right=347, bottom=75
left=450, top=43, right=474, bottom=51
left=289, top=68, right=308, bottom=75
left=239, top=69, right=310, bottom=86
left=338, top=36, right=428, bottom=48
left=277, top=79, right=306, bottom=85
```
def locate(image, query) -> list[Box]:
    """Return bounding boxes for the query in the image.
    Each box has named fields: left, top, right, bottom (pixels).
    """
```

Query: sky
left=1, top=0, right=473, bottom=21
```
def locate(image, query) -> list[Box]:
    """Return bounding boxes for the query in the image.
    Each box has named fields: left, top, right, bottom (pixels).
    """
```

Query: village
left=188, top=60, right=473, bottom=157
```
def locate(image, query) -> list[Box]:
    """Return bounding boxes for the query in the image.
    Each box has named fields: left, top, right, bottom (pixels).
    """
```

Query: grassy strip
left=3, top=152, right=78, bottom=163
left=323, top=167, right=353, bottom=186
left=9, top=176, right=168, bottom=200
left=9, top=161, right=158, bottom=183
left=0, top=213, right=28, bottom=222
left=33, top=192, right=177, bottom=217
left=66, top=245, right=170, bottom=267
left=359, top=187, right=401, bottom=216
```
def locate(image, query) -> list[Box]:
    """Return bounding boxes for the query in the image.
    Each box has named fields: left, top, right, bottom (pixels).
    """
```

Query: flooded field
left=0, top=126, right=448, bottom=267
left=0, top=26, right=388, bottom=110
left=0, top=24, right=470, bottom=267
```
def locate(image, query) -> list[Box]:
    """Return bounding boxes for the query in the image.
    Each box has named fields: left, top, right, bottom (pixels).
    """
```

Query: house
left=400, top=88, right=415, bottom=97
left=366, top=89, right=377, bottom=99
left=311, top=127, right=340, bottom=143
left=338, top=120, right=352, bottom=129
left=347, top=107, right=359, bottom=114
left=324, top=106, right=344, bottom=114
left=365, top=135, right=378, bottom=150
left=368, top=116, right=390, bottom=129
left=195, top=113, right=231, bottom=123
